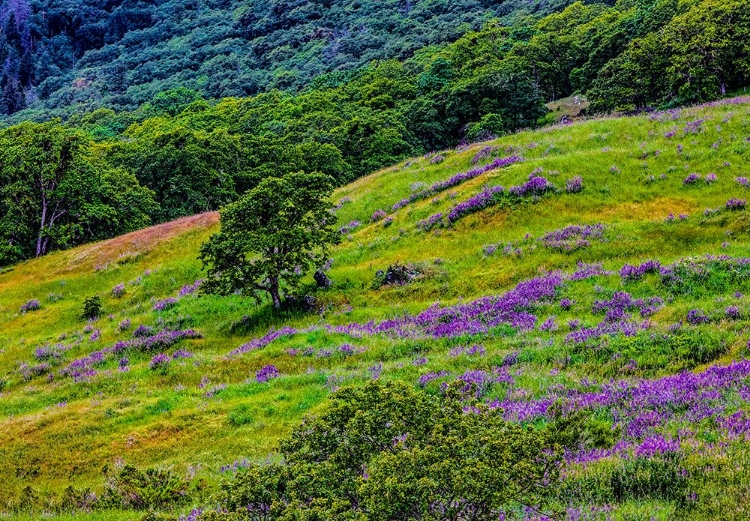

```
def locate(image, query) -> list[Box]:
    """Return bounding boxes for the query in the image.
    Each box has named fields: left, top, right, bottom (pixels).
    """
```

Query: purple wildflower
left=179, top=280, right=204, bottom=297
left=686, top=309, right=709, bottom=325
left=417, top=212, right=444, bottom=231
left=370, top=209, right=387, bottom=222
left=153, top=298, right=178, bottom=312
left=565, top=176, right=584, bottom=193
left=726, top=198, right=747, bottom=210
left=256, top=364, right=280, bottom=383
left=149, top=353, right=171, bottom=370
left=20, top=299, right=41, bottom=313
left=447, top=185, right=504, bottom=222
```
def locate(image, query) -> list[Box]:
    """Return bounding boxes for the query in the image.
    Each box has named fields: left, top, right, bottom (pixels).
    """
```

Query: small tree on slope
left=199, top=171, right=340, bottom=308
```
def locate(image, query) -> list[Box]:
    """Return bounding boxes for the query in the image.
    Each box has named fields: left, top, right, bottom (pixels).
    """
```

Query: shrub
left=81, top=296, right=102, bottom=320
left=371, top=262, right=424, bottom=289
left=101, top=463, right=192, bottom=510
left=208, top=381, right=562, bottom=520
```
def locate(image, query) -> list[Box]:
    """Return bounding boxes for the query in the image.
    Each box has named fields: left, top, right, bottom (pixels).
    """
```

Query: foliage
left=100, top=463, right=192, bottom=511
left=0, top=121, right=155, bottom=266
left=0, top=0, right=574, bottom=118
left=81, top=296, right=102, bottom=321
left=200, top=172, right=340, bottom=308
left=205, top=381, right=562, bottom=520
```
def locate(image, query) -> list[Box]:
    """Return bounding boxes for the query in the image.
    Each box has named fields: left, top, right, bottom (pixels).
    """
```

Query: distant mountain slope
left=0, top=0, right=576, bottom=117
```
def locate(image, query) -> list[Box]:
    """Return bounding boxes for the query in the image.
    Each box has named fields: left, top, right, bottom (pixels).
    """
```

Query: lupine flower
left=683, top=173, right=701, bottom=185
left=133, top=324, right=154, bottom=338
left=570, top=261, right=611, bottom=280
left=471, top=145, right=496, bottom=164
left=115, top=329, right=202, bottom=353
left=726, top=306, right=741, bottom=320
left=620, top=260, right=661, bottom=281
left=368, top=363, right=383, bottom=380
left=539, top=316, right=557, bottom=331
left=397, top=156, right=523, bottom=213
left=565, top=176, right=584, bottom=193
left=179, top=280, right=204, bottom=297
left=705, top=173, right=717, bottom=183
left=508, top=172, right=554, bottom=197
left=540, top=223, right=603, bottom=252
left=429, top=154, right=445, bottom=164
left=20, top=299, right=41, bottom=313
left=726, top=198, right=746, bottom=210
left=418, top=371, right=450, bottom=387
left=417, top=212, right=444, bottom=231
left=339, top=221, right=361, bottom=234
left=153, top=298, right=178, bottom=312
left=686, top=309, right=709, bottom=325
left=256, top=364, right=280, bottom=383
left=736, top=177, right=749, bottom=187
left=111, top=283, right=126, bottom=297
left=149, top=353, right=171, bottom=370
left=447, top=185, right=504, bottom=222
left=370, top=209, right=387, bottom=222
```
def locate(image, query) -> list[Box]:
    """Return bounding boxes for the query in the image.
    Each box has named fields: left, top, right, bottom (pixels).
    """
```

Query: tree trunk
left=36, top=199, right=47, bottom=257
left=269, top=277, right=281, bottom=309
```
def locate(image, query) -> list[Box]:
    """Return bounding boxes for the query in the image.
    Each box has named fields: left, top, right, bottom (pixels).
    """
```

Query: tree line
left=0, top=0, right=747, bottom=266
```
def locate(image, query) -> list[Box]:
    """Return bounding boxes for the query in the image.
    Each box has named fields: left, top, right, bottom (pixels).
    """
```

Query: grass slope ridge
left=2, top=96, right=750, bottom=518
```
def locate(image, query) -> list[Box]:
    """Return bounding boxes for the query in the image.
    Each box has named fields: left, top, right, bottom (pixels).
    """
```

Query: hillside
left=0, top=0, right=569, bottom=118
left=3, top=96, right=750, bottom=518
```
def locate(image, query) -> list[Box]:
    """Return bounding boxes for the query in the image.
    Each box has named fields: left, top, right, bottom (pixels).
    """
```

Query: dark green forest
left=0, top=0, right=747, bottom=266
left=0, top=0, right=577, bottom=118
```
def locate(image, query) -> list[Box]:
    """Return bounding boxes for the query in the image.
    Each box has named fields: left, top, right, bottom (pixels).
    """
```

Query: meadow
left=3, top=96, right=750, bottom=519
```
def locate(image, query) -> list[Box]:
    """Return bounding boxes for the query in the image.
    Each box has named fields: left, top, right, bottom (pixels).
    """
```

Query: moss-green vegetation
left=2, top=98, right=750, bottom=518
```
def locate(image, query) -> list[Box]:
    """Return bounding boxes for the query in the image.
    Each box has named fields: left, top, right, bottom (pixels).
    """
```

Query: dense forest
left=0, top=0, right=747, bottom=266
left=0, top=0, right=577, bottom=118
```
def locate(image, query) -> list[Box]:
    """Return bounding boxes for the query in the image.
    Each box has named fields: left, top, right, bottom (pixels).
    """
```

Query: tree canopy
left=0, top=120, right=155, bottom=265
left=199, top=171, right=340, bottom=308
left=204, top=381, right=563, bottom=520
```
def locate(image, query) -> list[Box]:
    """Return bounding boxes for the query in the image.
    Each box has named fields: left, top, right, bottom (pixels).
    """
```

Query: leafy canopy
left=204, top=381, right=563, bottom=520
left=200, top=171, right=340, bottom=308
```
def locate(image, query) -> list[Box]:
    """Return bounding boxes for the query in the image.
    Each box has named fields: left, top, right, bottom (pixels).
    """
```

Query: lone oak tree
left=199, top=171, right=340, bottom=308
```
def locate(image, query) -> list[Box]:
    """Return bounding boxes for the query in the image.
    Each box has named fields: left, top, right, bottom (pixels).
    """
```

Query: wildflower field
left=4, top=97, right=750, bottom=519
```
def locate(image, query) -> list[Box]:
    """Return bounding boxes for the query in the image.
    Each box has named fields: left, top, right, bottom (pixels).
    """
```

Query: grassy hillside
left=3, top=96, right=750, bottom=518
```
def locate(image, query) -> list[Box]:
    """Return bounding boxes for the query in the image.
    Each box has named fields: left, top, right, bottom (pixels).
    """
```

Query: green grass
left=2, top=97, right=750, bottom=518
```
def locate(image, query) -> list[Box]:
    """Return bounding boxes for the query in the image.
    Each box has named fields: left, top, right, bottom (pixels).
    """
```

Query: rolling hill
left=3, top=96, right=750, bottom=519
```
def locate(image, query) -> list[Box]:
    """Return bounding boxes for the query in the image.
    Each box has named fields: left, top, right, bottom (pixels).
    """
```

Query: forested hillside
left=0, top=0, right=571, bottom=117
left=0, top=0, right=745, bottom=121
left=1, top=0, right=747, bottom=269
